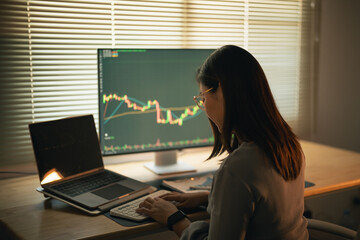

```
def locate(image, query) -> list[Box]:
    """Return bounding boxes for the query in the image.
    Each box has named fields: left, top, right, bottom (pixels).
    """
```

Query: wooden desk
left=0, top=141, right=359, bottom=240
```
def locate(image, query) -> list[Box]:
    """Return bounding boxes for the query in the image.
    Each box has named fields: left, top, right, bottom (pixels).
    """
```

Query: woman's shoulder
left=224, top=142, right=265, bottom=167
left=218, top=142, right=267, bottom=177
left=214, top=142, right=268, bottom=195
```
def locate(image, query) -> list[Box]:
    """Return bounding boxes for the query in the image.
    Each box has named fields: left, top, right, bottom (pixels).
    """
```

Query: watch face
left=167, top=210, right=188, bottom=230
left=178, top=210, right=186, bottom=216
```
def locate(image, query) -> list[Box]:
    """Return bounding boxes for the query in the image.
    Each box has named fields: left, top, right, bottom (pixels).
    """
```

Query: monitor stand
left=144, top=150, right=196, bottom=175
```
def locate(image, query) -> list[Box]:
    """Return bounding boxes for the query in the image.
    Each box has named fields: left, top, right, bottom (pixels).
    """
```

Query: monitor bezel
left=97, top=48, right=215, bottom=157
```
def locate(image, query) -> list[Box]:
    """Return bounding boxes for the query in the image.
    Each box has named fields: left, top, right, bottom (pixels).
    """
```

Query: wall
left=304, top=0, right=360, bottom=230
left=312, top=0, right=360, bottom=153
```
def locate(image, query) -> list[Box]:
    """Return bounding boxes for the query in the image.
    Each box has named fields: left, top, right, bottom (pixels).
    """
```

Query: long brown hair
left=197, top=45, right=303, bottom=181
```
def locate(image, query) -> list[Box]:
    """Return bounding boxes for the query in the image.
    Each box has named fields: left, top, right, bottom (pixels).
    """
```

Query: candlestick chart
left=97, top=48, right=215, bottom=155
left=102, top=93, right=202, bottom=126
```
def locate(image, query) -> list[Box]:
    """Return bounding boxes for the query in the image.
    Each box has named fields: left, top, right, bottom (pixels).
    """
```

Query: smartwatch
left=167, top=210, right=189, bottom=231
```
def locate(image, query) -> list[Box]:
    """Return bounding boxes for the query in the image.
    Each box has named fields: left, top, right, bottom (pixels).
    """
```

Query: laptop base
left=36, top=187, right=102, bottom=215
left=36, top=185, right=157, bottom=215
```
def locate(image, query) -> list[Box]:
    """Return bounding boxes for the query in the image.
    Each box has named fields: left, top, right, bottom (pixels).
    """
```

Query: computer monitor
left=98, top=49, right=215, bottom=174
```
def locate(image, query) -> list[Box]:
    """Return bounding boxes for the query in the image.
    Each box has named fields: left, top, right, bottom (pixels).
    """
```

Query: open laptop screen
left=29, top=115, right=103, bottom=183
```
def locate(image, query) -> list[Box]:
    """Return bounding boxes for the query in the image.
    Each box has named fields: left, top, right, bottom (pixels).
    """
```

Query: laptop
left=29, top=114, right=154, bottom=214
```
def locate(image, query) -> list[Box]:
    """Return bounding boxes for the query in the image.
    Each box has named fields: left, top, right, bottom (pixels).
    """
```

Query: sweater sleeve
left=180, top=221, right=209, bottom=240
left=181, top=161, right=255, bottom=240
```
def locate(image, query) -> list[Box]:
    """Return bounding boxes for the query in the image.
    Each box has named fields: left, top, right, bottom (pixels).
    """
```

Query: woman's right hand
left=160, top=191, right=209, bottom=209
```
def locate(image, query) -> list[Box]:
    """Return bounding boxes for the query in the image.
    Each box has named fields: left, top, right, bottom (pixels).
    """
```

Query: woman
left=137, top=45, right=308, bottom=239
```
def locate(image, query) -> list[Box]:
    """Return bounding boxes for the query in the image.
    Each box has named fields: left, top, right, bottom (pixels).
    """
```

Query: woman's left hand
left=136, top=197, right=178, bottom=225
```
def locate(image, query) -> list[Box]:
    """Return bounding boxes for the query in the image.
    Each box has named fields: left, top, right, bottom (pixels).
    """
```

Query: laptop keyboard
left=52, top=170, right=126, bottom=197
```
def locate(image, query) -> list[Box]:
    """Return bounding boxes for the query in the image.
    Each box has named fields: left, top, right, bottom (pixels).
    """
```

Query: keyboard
left=51, top=170, right=125, bottom=197
left=110, top=189, right=170, bottom=221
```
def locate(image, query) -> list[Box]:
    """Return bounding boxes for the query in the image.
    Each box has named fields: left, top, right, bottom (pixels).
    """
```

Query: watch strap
left=167, top=210, right=188, bottom=231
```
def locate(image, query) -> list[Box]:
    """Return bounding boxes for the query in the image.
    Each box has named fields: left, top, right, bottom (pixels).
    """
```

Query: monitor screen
left=98, top=49, right=215, bottom=156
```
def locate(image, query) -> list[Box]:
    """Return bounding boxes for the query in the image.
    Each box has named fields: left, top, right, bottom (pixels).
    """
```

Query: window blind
left=0, top=0, right=314, bottom=166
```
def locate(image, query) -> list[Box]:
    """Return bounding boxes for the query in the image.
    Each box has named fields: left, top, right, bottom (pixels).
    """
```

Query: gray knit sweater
left=181, top=142, right=308, bottom=240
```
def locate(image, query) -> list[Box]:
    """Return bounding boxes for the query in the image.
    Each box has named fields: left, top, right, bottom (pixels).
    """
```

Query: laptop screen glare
left=41, top=168, right=64, bottom=185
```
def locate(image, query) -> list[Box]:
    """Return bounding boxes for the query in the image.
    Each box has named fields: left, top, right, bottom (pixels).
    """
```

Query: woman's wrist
left=171, top=217, right=191, bottom=237
left=199, top=191, right=210, bottom=205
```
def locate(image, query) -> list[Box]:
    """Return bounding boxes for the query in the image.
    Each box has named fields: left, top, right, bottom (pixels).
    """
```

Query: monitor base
left=144, top=161, right=196, bottom=175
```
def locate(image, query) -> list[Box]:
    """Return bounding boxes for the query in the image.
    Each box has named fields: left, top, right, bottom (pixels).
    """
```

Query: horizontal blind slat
left=0, top=0, right=313, bottom=166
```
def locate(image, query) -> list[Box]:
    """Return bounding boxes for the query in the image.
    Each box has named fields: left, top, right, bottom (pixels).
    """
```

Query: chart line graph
left=104, top=136, right=214, bottom=152
left=102, top=93, right=203, bottom=126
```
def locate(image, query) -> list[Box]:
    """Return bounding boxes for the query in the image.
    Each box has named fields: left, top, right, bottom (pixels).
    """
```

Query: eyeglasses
left=193, top=88, right=213, bottom=110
